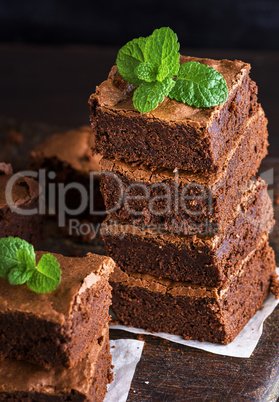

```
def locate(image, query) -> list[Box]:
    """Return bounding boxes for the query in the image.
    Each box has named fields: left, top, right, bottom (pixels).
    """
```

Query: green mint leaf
left=0, top=237, right=35, bottom=280
left=27, top=254, right=61, bottom=294
left=133, top=78, right=175, bottom=113
left=135, top=62, right=157, bottom=83
left=144, top=27, right=180, bottom=81
left=116, top=27, right=229, bottom=113
left=116, top=37, right=146, bottom=86
left=8, top=249, right=36, bottom=286
left=0, top=237, right=61, bottom=294
left=169, top=61, right=228, bottom=108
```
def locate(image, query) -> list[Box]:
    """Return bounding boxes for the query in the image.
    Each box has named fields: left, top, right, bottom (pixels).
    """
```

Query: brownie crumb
left=0, top=162, right=13, bottom=176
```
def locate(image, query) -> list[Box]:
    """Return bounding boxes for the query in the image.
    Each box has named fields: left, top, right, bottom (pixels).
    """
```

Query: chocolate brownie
left=89, top=55, right=258, bottom=173
left=110, top=239, right=277, bottom=344
left=0, top=327, right=112, bottom=401
left=0, top=252, right=115, bottom=369
left=0, top=169, right=42, bottom=246
left=102, top=177, right=274, bottom=287
left=100, top=108, right=268, bottom=235
left=30, top=126, right=104, bottom=219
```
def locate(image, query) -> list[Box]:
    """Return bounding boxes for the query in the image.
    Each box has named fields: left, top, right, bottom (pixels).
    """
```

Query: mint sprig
left=0, top=237, right=61, bottom=294
left=169, top=62, right=228, bottom=108
left=133, top=78, right=175, bottom=114
left=8, top=248, right=36, bottom=285
left=134, top=62, right=157, bottom=83
left=0, top=237, right=35, bottom=280
left=144, top=27, right=180, bottom=82
left=27, top=254, right=61, bottom=294
left=116, top=27, right=228, bottom=113
left=116, top=37, right=146, bottom=87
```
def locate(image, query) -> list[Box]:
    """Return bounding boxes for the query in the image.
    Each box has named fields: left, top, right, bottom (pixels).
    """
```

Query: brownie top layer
left=100, top=106, right=265, bottom=184
left=0, top=327, right=108, bottom=395
left=110, top=235, right=269, bottom=299
left=0, top=175, right=39, bottom=210
left=0, top=252, right=115, bottom=322
left=30, top=126, right=102, bottom=173
left=90, top=55, right=250, bottom=125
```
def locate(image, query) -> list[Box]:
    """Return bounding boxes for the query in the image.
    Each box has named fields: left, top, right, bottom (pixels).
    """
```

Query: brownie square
left=110, top=239, right=277, bottom=344
left=89, top=55, right=258, bottom=173
left=0, top=168, right=43, bottom=246
left=30, top=126, right=104, bottom=220
left=0, top=327, right=112, bottom=401
left=0, top=252, right=115, bottom=369
left=30, top=126, right=101, bottom=174
left=100, top=107, right=268, bottom=235
left=102, top=177, right=274, bottom=287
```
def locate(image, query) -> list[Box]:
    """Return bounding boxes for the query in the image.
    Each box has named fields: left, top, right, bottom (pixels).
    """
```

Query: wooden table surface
left=0, top=45, right=279, bottom=401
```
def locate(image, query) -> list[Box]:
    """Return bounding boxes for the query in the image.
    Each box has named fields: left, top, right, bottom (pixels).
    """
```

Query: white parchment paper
left=110, top=269, right=279, bottom=359
left=105, top=339, right=144, bottom=402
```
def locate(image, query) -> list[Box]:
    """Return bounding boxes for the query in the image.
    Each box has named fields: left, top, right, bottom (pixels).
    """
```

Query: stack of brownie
left=89, top=55, right=278, bottom=344
left=0, top=252, right=114, bottom=400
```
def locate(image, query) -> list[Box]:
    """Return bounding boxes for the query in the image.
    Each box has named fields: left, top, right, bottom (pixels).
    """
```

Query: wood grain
left=111, top=305, right=279, bottom=401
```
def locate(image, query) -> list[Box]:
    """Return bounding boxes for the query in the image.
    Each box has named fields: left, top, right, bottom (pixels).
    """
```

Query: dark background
left=0, top=0, right=279, bottom=153
left=1, top=0, right=279, bottom=49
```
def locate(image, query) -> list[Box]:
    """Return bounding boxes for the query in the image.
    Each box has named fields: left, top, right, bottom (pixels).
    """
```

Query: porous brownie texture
left=0, top=252, right=114, bottom=369
left=110, top=240, right=276, bottom=344
left=100, top=108, right=268, bottom=235
left=0, top=327, right=112, bottom=401
left=0, top=171, right=42, bottom=246
left=102, top=178, right=274, bottom=287
left=89, top=55, right=258, bottom=173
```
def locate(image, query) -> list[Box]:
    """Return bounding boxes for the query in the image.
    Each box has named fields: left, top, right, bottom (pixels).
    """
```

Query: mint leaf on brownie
left=0, top=237, right=35, bottom=279
left=7, top=248, right=36, bottom=285
left=133, top=78, right=175, bottom=113
left=135, top=62, right=157, bottom=83
left=27, top=254, right=61, bottom=294
left=0, top=237, right=61, bottom=293
left=116, top=27, right=228, bottom=112
left=144, top=27, right=180, bottom=81
left=116, top=37, right=146, bottom=87
left=169, top=61, right=228, bottom=108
